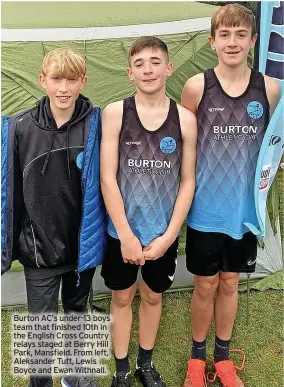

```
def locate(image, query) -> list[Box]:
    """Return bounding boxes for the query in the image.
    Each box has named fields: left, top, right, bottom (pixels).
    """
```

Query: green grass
left=2, top=290, right=283, bottom=387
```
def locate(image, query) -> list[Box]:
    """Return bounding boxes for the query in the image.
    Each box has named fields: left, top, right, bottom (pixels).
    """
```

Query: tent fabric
left=1, top=2, right=218, bottom=29
left=1, top=2, right=220, bottom=116
left=255, top=211, right=282, bottom=273
left=2, top=18, right=212, bottom=41
left=2, top=31, right=221, bottom=115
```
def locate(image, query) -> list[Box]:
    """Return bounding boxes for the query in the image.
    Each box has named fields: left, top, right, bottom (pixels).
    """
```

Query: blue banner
left=245, top=1, right=284, bottom=238
left=259, top=1, right=284, bottom=92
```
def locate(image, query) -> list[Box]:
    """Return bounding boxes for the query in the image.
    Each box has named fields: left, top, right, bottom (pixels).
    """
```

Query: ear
left=250, top=34, right=258, bottom=49
left=166, top=61, right=174, bottom=77
left=39, top=74, right=47, bottom=89
left=208, top=35, right=216, bottom=50
left=80, top=75, right=88, bottom=89
left=127, top=67, right=134, bottom=81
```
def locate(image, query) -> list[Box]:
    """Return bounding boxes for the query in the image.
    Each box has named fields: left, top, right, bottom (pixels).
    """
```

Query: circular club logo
left=76, top=152, right=84, bottom=169
left=247, top=101, right=264, bottom=119
left=160, top=137, right=176, bottom=154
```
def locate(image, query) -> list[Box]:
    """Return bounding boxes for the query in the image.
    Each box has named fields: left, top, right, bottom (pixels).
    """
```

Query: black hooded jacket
left=14, top=94, right=93, bottom=273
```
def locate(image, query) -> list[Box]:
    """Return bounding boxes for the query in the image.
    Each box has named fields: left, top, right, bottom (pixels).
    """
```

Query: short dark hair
left=128, top=36, right=169, bottom=65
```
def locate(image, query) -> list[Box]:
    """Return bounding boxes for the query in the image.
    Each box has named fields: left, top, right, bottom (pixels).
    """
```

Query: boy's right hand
left=120, top=235, right=145, bottom=266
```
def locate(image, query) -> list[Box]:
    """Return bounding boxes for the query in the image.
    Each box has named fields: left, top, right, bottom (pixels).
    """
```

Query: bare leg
left=215, top=272, right=240, bottom=340
left=191, top=274, right=219, bottom=341
left=138, top=280, right=162, bottom=349
left=111, top=284, right=136, bottom=358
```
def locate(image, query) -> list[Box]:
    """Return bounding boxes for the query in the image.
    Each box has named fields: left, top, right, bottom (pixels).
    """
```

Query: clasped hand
left=121, top=235, right=172, bottom=265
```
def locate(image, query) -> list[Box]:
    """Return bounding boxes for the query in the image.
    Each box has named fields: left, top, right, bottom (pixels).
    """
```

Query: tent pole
left=253, top=1, right=261, bottom=70
left=246, top=273, right=251, bottom=326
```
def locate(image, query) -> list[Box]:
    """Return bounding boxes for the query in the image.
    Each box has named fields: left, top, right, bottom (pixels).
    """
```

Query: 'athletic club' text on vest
left=108, top=96, right=182, bottom=245
left=187, top=69, right=269, bottom=239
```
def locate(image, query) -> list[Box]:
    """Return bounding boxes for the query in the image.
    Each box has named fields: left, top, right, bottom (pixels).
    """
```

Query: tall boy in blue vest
left=180, top=4, right=280, bottom=387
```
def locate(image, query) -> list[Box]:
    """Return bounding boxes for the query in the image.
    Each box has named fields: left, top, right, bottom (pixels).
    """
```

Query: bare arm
left=180, top=73, right=204, bottom=114
left=164, top=106, right=197, bottom=239
left=264, top=75, right=281, bottom=118
left=144, top=106, right=197, bottom=260
left=100, top=102, right=144, bottom=265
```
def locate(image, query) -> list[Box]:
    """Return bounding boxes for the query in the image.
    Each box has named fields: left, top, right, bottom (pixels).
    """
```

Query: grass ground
left=2, top=290, right=283, bottom=387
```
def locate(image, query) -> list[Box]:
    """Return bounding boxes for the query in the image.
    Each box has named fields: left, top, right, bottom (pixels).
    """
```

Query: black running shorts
left=101, top=234, right=179, bottom=293
left=186, top=226, right=257, bottom=276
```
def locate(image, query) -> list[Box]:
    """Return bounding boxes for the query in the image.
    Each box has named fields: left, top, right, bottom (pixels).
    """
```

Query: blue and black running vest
left=187, top=69, right=269, bottom=239
left=108, top=96, right=182, bottom=245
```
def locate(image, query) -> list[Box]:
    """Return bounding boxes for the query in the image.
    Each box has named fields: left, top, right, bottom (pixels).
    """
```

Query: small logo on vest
left=160, top=137, right=176, bottom=154
left=247, top=101, right=263, bottom=119
left=259, top=164, right=271, bottom=191
left=269, top=135, right=281, bottom=146
left=125, top=141, right=141, bottom=146
left=208, top=107, right=225, bottom=112
left=76, top=152, right=84, bottom=170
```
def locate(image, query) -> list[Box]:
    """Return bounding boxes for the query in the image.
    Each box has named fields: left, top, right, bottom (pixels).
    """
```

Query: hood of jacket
left=28, top=94, right=93, bottom=177
left=30, top=93, right=93, bottom=130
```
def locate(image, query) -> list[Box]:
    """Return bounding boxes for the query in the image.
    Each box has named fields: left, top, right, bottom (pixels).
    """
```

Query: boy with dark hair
left=1, top=48, right=106, bottom=387
left=100, top=36, right=197, bottom=387
left=181, top=4, right=280, bottom=387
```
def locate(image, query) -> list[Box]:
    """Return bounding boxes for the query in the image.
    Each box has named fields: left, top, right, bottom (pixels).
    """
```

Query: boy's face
left=209, top=25, right=257, bottom=68
left=127, top=47, right=173, bottom=95
left=40, top=69, right=87, bottom=113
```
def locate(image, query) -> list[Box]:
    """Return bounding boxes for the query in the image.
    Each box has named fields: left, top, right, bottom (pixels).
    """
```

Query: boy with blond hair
left=1, top=48, right=106, bottom=387
left=181, top=4, right=280, bottom=387
left=100, top=36, right=197, bottom=387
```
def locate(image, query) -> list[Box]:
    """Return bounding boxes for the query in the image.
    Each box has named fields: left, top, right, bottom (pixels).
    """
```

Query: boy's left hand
left=143, top=235, right=173, bottom=261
